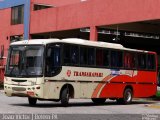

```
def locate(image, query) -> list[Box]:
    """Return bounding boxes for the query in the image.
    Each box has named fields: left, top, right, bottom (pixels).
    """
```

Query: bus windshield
left=5, top=45, right=44, bottom=77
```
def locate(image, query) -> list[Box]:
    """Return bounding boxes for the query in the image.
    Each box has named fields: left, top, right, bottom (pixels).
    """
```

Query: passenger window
left=111, top=51, right=123, bottom=68
left=70, top=46, right=79, bottom=65
left=124, top=52, right=136, bottom=69
left=80, top=47, right=88, bottom=65
left=63, top=45, right=70, bottom=64
left=88, top=48, right=95, bottom=66
left=147, top=54, right=155, bottom=70
left=103, top=50, right=109, bottom=67
left=96, top=49, right=104, bottom=66
left=63, top=45, right=79, bottom=65
left=138, top=54, right=146, bottom=69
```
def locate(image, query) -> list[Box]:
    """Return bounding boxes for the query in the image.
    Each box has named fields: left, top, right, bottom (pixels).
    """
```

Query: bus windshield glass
left=5, top=45, right=44, bottom=77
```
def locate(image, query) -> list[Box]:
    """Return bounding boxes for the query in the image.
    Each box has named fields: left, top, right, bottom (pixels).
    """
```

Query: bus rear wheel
left=28, top=97, right=37, bottom=106
left=91, top=98, right=106, bottom=104
left=116, top=88, right=133, bottom=104
left=60, top=88, right=69, bottom=107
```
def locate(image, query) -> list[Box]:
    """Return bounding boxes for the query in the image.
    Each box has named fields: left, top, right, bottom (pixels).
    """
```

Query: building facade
left=0, top=0, right=160, bottom=81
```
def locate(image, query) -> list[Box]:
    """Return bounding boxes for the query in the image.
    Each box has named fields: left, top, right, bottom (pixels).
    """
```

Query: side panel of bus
left=43, top=67, right=157, bottom=99
left=43, top=43, right=157, bottom=100
left=98, top=71, right=157, bottom=98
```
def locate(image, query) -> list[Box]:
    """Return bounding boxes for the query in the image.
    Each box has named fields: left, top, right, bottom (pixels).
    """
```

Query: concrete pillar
left=90, top=26, right=98, bottom=41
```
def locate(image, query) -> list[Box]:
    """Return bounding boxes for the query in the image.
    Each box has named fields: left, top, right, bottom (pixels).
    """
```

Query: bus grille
left=12, top=87, right=26, bottom=91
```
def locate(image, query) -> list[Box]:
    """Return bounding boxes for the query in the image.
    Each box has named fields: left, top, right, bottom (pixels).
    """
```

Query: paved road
left=1, top=90, right=160, bottom=120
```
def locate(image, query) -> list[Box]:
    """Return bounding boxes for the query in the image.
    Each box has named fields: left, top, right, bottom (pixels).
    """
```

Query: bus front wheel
left=60, top=88, right=69, bottom=107
left=28, top=97, right=37, bottom=106
left=91, top=98, right=106, bottom=104
left=116, top=88, right=133, bottom=104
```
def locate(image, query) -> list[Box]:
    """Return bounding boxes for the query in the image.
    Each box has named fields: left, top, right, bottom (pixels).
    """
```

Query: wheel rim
left=125, top=91, right=132, bottom=102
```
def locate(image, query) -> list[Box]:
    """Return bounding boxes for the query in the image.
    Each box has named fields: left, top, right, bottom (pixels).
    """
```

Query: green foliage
left=156, top=91, right=160, bottom=97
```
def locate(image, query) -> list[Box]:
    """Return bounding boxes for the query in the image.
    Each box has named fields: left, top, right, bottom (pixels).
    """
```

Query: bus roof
left=10, top=38, right=154, bottom=53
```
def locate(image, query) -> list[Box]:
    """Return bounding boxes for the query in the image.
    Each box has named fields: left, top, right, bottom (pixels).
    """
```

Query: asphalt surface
left=0, top=90, right=160, bottom=120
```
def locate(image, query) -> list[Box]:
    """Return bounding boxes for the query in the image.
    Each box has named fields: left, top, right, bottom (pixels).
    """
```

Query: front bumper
left=4, top=84, right=43, bottom=98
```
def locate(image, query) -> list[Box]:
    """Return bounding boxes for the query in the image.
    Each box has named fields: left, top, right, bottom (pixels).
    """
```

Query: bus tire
left=60, top=88, right=69, bottom=107
left=91, top=98, right=106, bottom=104
left=116, top=88, right=133, bottom=105
left=28, top=97, right=37, bottom=106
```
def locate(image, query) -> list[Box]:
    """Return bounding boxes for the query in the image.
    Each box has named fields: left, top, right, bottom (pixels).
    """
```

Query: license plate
left=27, top=91, right=34, bottom=96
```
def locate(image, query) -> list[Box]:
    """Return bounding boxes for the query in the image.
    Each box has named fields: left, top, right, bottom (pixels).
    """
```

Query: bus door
left=45, top=44, right=61, bottom=77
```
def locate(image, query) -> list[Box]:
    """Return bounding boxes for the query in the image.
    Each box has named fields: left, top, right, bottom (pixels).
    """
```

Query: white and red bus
left=4, top=38, right=157, bottom=106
